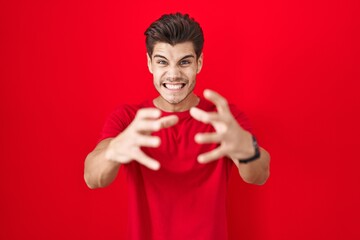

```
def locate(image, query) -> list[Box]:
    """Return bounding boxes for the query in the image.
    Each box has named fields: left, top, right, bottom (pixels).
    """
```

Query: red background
left=1, top=0, right=359, bottom=239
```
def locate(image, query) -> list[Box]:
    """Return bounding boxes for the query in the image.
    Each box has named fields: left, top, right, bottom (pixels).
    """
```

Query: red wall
left=1, top=0, right=359, bottom=239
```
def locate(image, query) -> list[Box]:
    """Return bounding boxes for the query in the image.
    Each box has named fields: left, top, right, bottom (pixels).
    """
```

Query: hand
left=190, top=89, right=255, bottom=164
left=105, top=108, right=179, bottom=170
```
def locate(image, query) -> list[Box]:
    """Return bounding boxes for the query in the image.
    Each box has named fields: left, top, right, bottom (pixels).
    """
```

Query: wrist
left=238, top=135, right=260, bottom=164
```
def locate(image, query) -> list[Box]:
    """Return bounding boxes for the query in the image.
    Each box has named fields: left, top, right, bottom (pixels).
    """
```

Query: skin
left=148, top=42, right=203, bottom=112
left=190, top=90, right=270, bottom=185
left=84, top=41, right=270, bottom=189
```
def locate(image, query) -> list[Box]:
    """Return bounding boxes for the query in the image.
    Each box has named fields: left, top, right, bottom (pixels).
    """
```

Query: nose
left=166, top=65, right=181, bottom=81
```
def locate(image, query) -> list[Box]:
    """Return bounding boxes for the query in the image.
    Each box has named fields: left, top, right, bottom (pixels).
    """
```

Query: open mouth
left=162, top=83, right=186, bottom=90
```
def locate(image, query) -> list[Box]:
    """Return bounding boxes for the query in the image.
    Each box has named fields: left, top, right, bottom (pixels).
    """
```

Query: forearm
left=84, top=138, right=121, bottom=189
left=235, top=147, right=270, bottom=185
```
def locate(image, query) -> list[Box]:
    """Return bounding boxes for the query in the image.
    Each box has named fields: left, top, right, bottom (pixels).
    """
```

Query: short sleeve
left=229, top=104, right=253, bottom=134
left=98, top=104, right=138, bottom=143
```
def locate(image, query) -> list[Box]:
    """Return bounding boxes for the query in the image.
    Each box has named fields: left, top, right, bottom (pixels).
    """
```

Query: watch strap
left=238, top=135, right=261, bottom=164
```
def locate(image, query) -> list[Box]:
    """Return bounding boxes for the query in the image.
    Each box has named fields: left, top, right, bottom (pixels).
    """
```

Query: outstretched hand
left=105, top=108, right=179, bottom=170
left=190, top=89, right=255, bottom=164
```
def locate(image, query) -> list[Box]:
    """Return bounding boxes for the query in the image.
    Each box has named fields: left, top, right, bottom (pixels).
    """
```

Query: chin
left=164, top=96, right=184, bottom=104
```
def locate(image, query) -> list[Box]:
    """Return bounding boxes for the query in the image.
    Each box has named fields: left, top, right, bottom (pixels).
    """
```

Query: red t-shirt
left=99, top=98, right=252, bottom=240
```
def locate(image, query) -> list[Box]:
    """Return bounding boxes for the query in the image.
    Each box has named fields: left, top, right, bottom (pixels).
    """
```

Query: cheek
left=186, top=69, right=197, bottom=81
left=152, top=69, right=165, bottom=80
left=151, top=71, right=161, bottom=83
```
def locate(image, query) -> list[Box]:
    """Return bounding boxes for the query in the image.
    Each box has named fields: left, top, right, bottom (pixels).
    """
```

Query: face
left=147, top=42, right=203, bottom=110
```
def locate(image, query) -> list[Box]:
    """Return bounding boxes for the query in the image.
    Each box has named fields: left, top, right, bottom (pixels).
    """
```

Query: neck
left=153, top=93, right=199, bottom=112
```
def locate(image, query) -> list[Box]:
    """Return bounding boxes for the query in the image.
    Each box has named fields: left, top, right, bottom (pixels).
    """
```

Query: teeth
left=165, top=84, right=183, bottom=90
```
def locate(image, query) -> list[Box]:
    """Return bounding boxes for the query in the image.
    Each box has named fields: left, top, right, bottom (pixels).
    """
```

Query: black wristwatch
left=238, top=135, right=261, bottom=164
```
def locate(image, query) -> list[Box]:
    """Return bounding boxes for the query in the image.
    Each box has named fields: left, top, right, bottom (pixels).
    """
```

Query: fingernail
left=153, top=138, right=161, bottom=146
left=156, top=110, right=162, bottom=117
left=204, top=89, right=211, bottom=97
left=189, top=108, right=194, bottom=114
left=190, top=107, right=199, bottom=114
left=152, top=162, right=160, bottom=170
left=154, top=122, right=161, bottom=130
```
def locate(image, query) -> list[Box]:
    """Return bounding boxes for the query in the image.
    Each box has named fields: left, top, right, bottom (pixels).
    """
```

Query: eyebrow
left=179, top=55, right=195, bottom=61
left=153, top=54, right=195, bottom=61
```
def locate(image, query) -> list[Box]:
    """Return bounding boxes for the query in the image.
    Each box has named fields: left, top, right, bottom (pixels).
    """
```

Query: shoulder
left=228, top=103, right=245, bottom=118
left=109, top=99, right=154, bottom=123
left=200, top=98, right=252, bottom=132
left=111, top=103, right=140, bottom=119
left=228, top=104, right=253, bottom=133
left=98, top=101, right=151, bottom=142
left=199, top=97, right=246, bottom=117
left=198, top=97, right=216, bottom=111
left=109, top=101, right=146, bottom=121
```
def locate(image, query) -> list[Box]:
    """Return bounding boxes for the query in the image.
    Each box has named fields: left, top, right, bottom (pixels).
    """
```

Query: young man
left=84, top=13, right=270, bottom=240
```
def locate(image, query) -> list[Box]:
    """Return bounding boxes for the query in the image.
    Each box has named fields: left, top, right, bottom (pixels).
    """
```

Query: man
left=84, top=13, right=270, bottom=240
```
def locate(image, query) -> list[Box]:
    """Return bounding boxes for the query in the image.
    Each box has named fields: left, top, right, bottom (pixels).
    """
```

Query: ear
left=196, top=52, right=204, bottom=74
left=147, top=53, right=153, bottom=74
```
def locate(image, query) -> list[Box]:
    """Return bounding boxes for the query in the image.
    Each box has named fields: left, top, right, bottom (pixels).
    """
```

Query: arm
left=230, top=129, right=270, bottom=185
left=220, top=125, right=270, bottom=185
left=84, top=138, right=120, bottom=189
left=190, top=89, right=270, bottom=185
left=237, top=147, right=270, bottom=185
left=84, top=108, right=179, bottom=189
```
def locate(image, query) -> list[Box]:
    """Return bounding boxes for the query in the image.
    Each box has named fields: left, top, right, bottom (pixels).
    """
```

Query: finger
left=135, top=120, right=162, bottom=132
left=135, top=135, right=161, bottom=148
left=203, top=89, right=230, bottom=114
left=135, top=150, right=160, bottom=170
left=198, top=147, right=225, bottom=164
left=195, top=132, right=222, bottom=144
left=135, top=108, right=161, bottom=120
left=158, top=115, right=179, bottom=129
left=190, top=107, right=220, bottom=124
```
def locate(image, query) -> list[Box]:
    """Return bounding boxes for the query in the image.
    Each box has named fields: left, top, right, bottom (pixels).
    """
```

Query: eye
left=157, top=60, right=168, bottom=65
left=180, top=60, right=191, bottom=66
